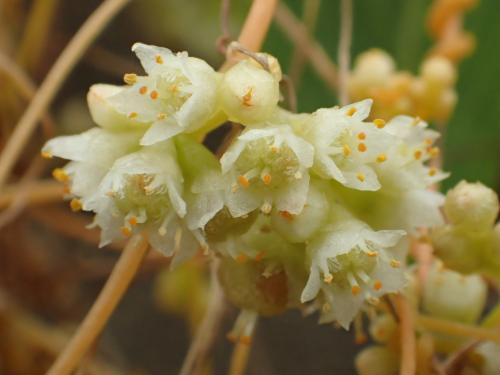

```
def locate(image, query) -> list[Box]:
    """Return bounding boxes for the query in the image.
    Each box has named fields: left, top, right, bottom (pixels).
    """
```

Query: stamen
left=294, top=171, right=303, bottom=179
left=373, top=119, right=386, bottom=129
left=424, top=138, right=433, bottom=146
left=427, top=147, right=440, bottom=157
left=376, top=154, right=387, bottom=163
left=270, top=146, right=279, bottom=153
left=414, top=150, right=422, bottom=160
left=261, top=169, right=272, bottom=185
left=373, top=280, right=383, bottom=291
left=366, top=251, right=378, bottom=257
left=157, top=113, right=167, bottom=120
left=121, top=226, right=132, bottom=237
left=155, top=55, right=164, bottom=64
left=428, top=167, right=437, bottom=176
left=123, top=73, right=137, bottom=85
left=279, top=211, right=294, bottom=221
left=128, top=216, right=138, bottom=226
left=128, top=112, right=138, bottom=119
left=236, top=254, right=248, bottom=263
left=356, top=173, right=365, bottom=182
left=323, top=273, right=333, bottom=284
left=348, top=273, right=361, bottom=295
left=390, top=259, right=401, bottom=268
left=346, top=107, right=357, bottom=116
left=255, top=251, right=266, bottom=262
left=357, top=270, right=371, bottom=284
left=69, top=198, right=82, bottom=212
left=139, top=86, right=148, bottom=95
left=343, top=144, right=351, bottom=156
left=242, top=87, right=254, bottom=107
left=357, top=143, right=367, bottom=152
left=357, top=132, right=366, bottom=140
left=41, top=151, right=52, bottom=159
left=52, top=168, right=69, bottom=183
left=237, top=175, right=250, bottom=188
left=150, top=90, right=159, bottom=100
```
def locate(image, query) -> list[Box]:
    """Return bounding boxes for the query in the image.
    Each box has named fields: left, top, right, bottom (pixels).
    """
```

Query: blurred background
left=0, top=0, right=498, bottom=374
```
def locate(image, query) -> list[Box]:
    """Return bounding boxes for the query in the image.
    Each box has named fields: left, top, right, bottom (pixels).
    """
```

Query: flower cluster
left=349, top=49, right=457, bottom=123
left=43, top=43, right=448, bottom=329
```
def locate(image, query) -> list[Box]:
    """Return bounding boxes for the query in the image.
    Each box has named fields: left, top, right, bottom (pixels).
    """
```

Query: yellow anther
left=52, top=168, right=69, bottom=183
left=373, top=119, right=386, bottom=129
left=279, top=211, right=294, bottom=221
left=123, top=73, right=137, bottom=85
left=390, top=259, right=401, bottom=268
left=128, top=112, right=138, bottom=119
left=357, top=132, right=366, bottom=140
left=358, top=143, right=367, bottom=152
left=240, top=336, right=252, bottom=346
left=373, top=280, right=383, bottom=291
left=343, top=144, right=351, bottom=156
left=236, top=254, right=248, bottom=263
left=366, top=251, right=379, bottom=257
left=139, top=86, right=148, bottom=95
left=255, top=251, right=266, bottom=262
left=424, top=138, right=433, bottom=146
left=121, top=226, right=132, bottom=237
left=414, top=150, right=422, bottom=160
left=155, top=55, right=163, bottom=64
left=356, top=173, right=365, bottom=182
left=262, top=174, right=272, bottom=185
left=62, top=185, right=71, bottom=194
left=346, top=107, right=357, bottom=116
left=41, top=151, right=52, bottom=159
left=324, top=274, right=333, bottom=284
left=376, top=154, right=387, bottom=163
left=157, top=113, right=167, bottom=120
left=428, top=147, right=440, bottom=157
left=150, top=90, right=159, bottom=100
left=128, top=216, right=138, bottom=226
left=351, top=285, right=361, bottom=296
left=271, top=146, right=279, bottom=153
left=428, top=167, right=437, bottom=176
left=242, top=87, right=253, bottom=107
left=69, top=198, right=82, bottom=212
left=237, top=175, right=250, bottom=188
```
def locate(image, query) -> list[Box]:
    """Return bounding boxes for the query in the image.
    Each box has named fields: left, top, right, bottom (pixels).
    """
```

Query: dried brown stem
left=395, top=295, right=417, bottom=375
left=0, top=179, right=63, bottom=209
left=274, top=3, right=337, bottom=91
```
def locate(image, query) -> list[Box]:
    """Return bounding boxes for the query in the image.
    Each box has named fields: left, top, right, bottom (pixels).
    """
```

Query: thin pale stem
left=417, top=315, right=500, bottom=344
left=395, top=295, right=417, bottom=375
left=179, top=259, right=227, bottom=375
left=228, top=327, right=257, bottom=375
left=337, top=0, right=352, bottom=106
left=275, top=3, right=337, bottom=91
left=0, top=0, right=130, bottom=190
left=0, top=179, right=62, bottom=209
left=47, top=234, right=149, bottom=375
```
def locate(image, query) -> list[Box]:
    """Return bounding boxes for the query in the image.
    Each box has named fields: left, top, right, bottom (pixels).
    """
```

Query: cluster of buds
left=432, top=181, right=500, bottom=278
left=348, top=49, right=457, bottom=123
left=356, top=261, right=496, bottom=375
left=43, top=43, right=448, bottom=331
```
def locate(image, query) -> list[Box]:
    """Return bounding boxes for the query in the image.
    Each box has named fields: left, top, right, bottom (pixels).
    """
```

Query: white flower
left=301, top=206, right=406, bottom=328
left=300, top=99, right=393, bottom=191
left=42, top=127, right=142, bottom=198
left=84, top=140, right=204, bottom=262
left=108, top=43, right=219, bottom=145
left=220, top=124, right=314, bottom=217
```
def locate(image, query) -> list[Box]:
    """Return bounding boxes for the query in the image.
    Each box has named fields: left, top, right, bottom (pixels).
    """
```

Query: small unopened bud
left=444, top=181, right=499, bottom=230
left=220, top=60, right=280, bottom=124
left=369, top=314, right=397, bottom=344
left=422, top=263, right=487, bottom=324
left=421, top=56, right=456, bottom=87
left=352, top=49, right=395, bottom=87
left=355, top=346, right=399, bottom=375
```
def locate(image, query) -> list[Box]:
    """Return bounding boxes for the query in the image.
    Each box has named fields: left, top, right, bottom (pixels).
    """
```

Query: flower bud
left=352, top=49, right=395, bottom=88
left=369, top=314, right=397, bottom=344
left=204, top=207, right=257, bottom=243
left=422, top=263, right=487, bottom=324
left=421, top=56, right=456, bottom=87
left=219, top=60, right=280, bottom=124
left=218, top=257, right=288, bottom=316
left=355, top=346, right=399, bottom=375
left=444, top=181, right=499, bottom=230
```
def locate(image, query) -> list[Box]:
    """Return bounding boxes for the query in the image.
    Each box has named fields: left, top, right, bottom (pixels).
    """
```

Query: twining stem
left=275, top=3, right=337, bottom=91
left=417, top=315, right=500, bottom=344
left=337, top=0, right=352, bottom=106
left=47, top=234, right=149, bottom=375
left=179, top=259, right=227, bottom=375
left=0, top=179, right=62, bottom=209
left=395, top=295, right=417, bottom=375
left=0, top=0, right=130, bottom=190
